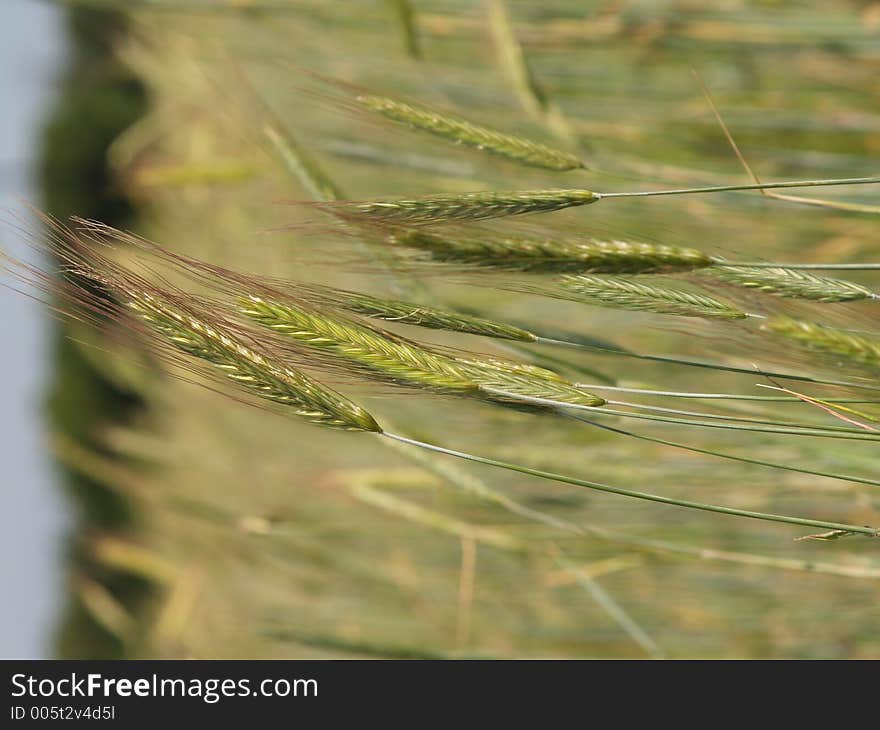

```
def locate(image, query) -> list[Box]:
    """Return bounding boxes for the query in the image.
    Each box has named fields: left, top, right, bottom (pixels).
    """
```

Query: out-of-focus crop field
left=45, top=1, right=880, bottom=658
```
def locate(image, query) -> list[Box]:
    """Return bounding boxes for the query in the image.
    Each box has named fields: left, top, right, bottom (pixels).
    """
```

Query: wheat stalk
left=262, top=120, right=343, bottom=202
left=356, top=94, right=584, bottom=171
left=569, top=413, right=880, bottom=489
left=553, top=275, right=748, bottom=319
left=536, top=333, right=880, bottom=391
left=486, top=0, right=575, bottom=143
left=705, top=266, right=875, bottom=302
left=382, top=434, right=879, bottom=538
left=378, top=428, right=880, bottom=576
left=386, top=0, right=421, bottom=59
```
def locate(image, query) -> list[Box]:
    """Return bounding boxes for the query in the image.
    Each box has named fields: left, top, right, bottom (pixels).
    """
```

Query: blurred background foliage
left=42, top=0, right=879, bottom=658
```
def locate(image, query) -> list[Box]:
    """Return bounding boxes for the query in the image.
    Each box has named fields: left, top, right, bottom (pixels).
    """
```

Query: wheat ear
left=553, top=275, right=748, bottom=319
left=240, top=296, right=604, bottom=407
left=314, top=287, right=537, bottom=341
left=705, top=266, right=875, bottom=302
left=763, top=317, right=880, bottom=370
left=127, top=290, right=380, bottom=432
left=239, top=295, right=479, bottom=392
left=470, top=377, right=606, bottom=409
left=356, top=94, right=584, bottom=171
left=328, top=188, right=599, bottom=225
left=456, top=356, right=605, bottom=408
left=317, top=177, right=880, bottom=225
left=389, top=230, right=713, bottom=274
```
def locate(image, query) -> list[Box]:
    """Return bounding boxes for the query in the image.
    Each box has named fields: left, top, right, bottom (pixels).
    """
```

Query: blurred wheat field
left=46, top=0, right=880, bottom=658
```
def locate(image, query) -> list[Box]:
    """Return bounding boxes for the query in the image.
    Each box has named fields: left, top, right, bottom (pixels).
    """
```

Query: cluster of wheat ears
left=7, top=82, right=880, bottom=545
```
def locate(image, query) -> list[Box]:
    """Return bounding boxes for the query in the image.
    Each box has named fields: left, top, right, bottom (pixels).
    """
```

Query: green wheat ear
left=127, top=291, right=381, bottom=432
left=457, top=356, right=606, bottom=408
left=705, top=266, right=875, bottom=302
left=356, top=94, right=585, bottom=171
left=319, top=287, right=537, bottom=342
left=763, top=316, right=880, bottom=370
left=320, top=177, right=880, bottom=226
left=330, top=188, right=599, bottom=225
left=388, top=230, right=713, bottom=274
left=239, top=295, right=479, bottom=393
left=554, top=275, right=748, bottom=319
left=239, top=296, right=604, bottom=408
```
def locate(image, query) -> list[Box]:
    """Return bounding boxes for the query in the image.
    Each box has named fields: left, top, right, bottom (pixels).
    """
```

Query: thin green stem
left=586, top=404, right=880, bottom=442
left=577, top=384, right=880, bottom=403
left=567, top=413, right=880, bottom=489
left=533, top=336, right=880, bottom=391
left=721, top=262, right=880, bottom=271
left=479, top=387, right=880, bottom=442
left=598, top=176, right=880, bottom=199
left=597, top=406, right=880, bottom=442
left=605, top=399, right=874, bottom=435
left=380, top=433, right=878, bottom=537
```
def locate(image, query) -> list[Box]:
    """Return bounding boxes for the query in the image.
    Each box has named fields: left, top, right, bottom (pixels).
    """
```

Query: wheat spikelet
left=356, top=94, right=584, bottom=171
left=706, top=266, right=874, bottom=302
left=763, top=317, right=880, bottom=370
left=389, top=230, right=713, bottom=274
left=553, top=275, right=747, bottom=319
left=328, top=189, right=599, bottom=225
left=315, top=287, right=537, bottom=341
left=239, top=295, right=479, bottom=392
left=127, top=291, right=380, bottom=432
